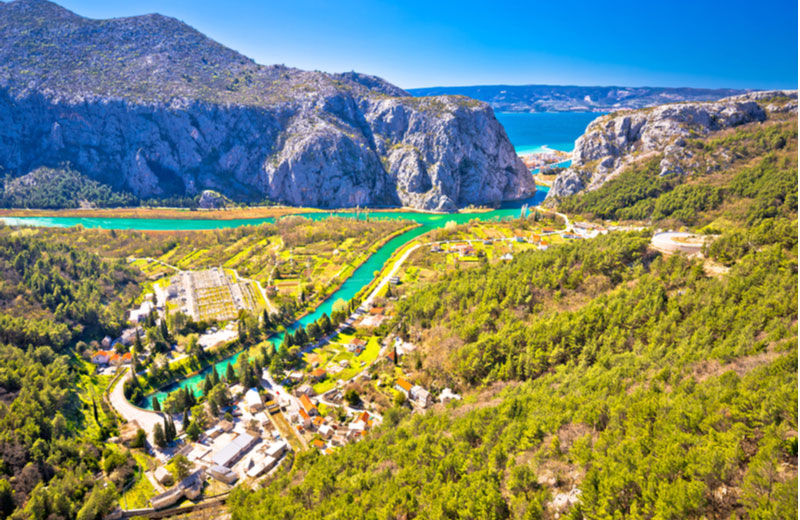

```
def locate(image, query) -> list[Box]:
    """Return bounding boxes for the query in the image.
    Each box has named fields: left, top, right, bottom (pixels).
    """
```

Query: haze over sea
left=495, top=111, right=603, bottom=154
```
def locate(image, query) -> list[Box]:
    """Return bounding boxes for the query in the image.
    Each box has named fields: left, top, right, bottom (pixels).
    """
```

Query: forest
left=0, top=229, right=142, bottom=520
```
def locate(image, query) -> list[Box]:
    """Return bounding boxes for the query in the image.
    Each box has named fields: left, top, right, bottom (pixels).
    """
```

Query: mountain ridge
left=0, top=0, right=534, bottom=211
left=408, top=84, right=752, bottom=113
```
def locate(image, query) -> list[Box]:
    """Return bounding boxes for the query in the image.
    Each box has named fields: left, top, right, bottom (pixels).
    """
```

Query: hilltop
left=0, top=0, right=534, bottom=211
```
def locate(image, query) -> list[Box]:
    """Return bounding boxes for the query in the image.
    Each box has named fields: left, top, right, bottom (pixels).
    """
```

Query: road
left=110, top=367, right=168, bottom=444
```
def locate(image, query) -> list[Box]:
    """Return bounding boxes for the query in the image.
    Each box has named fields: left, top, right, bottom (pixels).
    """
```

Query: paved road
left=110, top=367, right=167, bottom=444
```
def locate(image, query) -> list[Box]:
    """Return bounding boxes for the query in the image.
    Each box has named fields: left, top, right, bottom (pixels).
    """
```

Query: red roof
left=396, top=378, right=412, bottom=392
left=311, top=368, right=327, bottom=378
left=299, top=394, right=317, bottom=414
left=298, top=407, right=311, bottom=421
left=351, top=338, right=367, bottom=346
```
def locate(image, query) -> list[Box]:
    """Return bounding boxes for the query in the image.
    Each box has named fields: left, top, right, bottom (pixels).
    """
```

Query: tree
left=131, top=429, right=146, bottom=449
left=91, top=397, right=99, bottom=423
left=168, top=454, right=193, bottom=481
left=153, top=423, right=166, bottom=448
left=151, top=396, right=161, bottom=412
left=344, top=389, right=361, bottom=407
left=0, top=478, right=14, bottom=519
left=226, top=362, right=236, bottom=383
left=186, top=421, right=202, bottom=442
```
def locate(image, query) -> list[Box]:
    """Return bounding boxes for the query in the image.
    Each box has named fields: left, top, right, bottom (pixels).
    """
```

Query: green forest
left=0, top=229, right=142, bottom=520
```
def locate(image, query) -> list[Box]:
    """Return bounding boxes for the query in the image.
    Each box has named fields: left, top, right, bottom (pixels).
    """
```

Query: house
left=312, top=439, right=326, bottom=450
left=218, top=420, right=234, bottom=433
left=306, top=354, right=321, bottom=368
left=90, top=350, right=112, bottom=365
left=109, top=352, right=132, bottom=365
left=345, top=338, right=367, bottom=354
left=296, top=384, right=315, bottom=397
left=318, top=424, right=333, bottom=439
left=395, top=378, right=413, bottom=398
left=310, top=368, right=327, bottom=382
left=299, top=394, right=318, bottom=416
left=411, top=385, right=432, bottom=409
left=244, top=389, right=263, bottom=413
left=101, top=336, right=112, bottom=348
left=386, top=350, right=397, bottom=364
left=154, top=466, right=173, bottom=486
left=430, top=244, right=443, bottom=253
left=288, top=371, right=304, bottom=383
left=389, top=276, right=400, bottom=285
left=501, top=253, right=514, bottom=261
left=209, top=464, right=237, bottom=485
left=296, top=407, right=312, bottom=429
left=129, top=300, right=154, bottom=325
left=451, top=244, right=475, bottom=256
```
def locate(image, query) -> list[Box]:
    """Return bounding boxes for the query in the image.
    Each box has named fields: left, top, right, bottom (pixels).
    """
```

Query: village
left=89, top=259, right=463, bottom=514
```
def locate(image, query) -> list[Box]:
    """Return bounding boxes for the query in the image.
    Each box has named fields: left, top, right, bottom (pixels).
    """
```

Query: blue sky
left=56, top=0, right=798, bottom=89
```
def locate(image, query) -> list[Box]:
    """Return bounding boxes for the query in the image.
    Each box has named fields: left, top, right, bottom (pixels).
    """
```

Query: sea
left=495, top=111, right=602, bottom=154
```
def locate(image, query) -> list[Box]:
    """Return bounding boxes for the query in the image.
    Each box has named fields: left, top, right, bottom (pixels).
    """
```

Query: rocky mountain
left=408, top=85, right=749, bottom=113
left=0, top=0, right=534, bottom=211
left=547, top=90, right=798, bottom=199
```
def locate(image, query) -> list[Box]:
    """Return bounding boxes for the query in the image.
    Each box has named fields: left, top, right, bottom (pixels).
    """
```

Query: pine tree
left=160, top=318, right=169, bottom=341
left=152, top=396, right=161, bottom=412
left=182, top=409, right=189, bottom=431
left=262, top=309, right=271, bottom=332
left=226, top=362, right=236, bottom=383
left=153, top=423, right=166, bottom=448
left=92, top=397, right=99, bottom=423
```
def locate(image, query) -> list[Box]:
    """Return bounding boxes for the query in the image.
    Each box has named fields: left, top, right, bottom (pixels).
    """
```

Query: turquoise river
left=0, top=189, right=549, bottom=409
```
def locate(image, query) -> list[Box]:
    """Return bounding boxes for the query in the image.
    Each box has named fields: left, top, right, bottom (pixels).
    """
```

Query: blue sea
left=495, top=111, right=603, bottom=154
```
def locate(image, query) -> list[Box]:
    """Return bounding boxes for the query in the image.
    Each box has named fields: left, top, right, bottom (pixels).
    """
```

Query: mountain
left=407, top=84, right=749, bottom=113
left=546, top=90, right=797, bottom=199
left=0, top=0, right=534, bottom=211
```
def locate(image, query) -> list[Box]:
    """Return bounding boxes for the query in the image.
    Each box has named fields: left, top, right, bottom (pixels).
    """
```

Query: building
left=318, top=424, right=333, bottom=439
left=395, top=377, right=413, bottom=398
left=244, top=389, right=263, bottom=413
left=310, top=368, right=327, bottom=382
left=218, top=420, right=234, bottom=433
left=411, top=385, right=432, bottom=409
left=209, top=464, right=237, bottom=485
left=109, top=352, right=132, bottom=365
left=296, top=384, right=315, bottom=397
left=266, top=440, right=288, bottom=459
left=345, top=338, right=367, bottom=354
left=150, top=469, right=205, bottom=509
left=90, top=350, right=112, bottom=365
left=451, top=244, right=475, bottom=256
left=299, top=394, right=318, bottom=416
left=154, top=466, right=172, bottom=486
left=211, top=433, right=258, bottom=468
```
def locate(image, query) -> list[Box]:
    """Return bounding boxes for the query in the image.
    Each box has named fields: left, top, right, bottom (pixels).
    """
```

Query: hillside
left=546, top=90, right=797, bottom=199
left=0, top=0, right=534, bottom=211
left=408, top=84, right=747, bottom=113
left=229, top=104, right=797, bottom=518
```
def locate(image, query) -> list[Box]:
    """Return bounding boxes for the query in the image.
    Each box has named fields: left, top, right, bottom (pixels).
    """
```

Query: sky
left=55, top=0, right=798, bottom=90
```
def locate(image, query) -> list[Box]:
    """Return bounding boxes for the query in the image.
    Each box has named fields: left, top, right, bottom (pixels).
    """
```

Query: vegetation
left=557, top=121, right=797, bottom=226
left=1, top=167, right=137, bottom=210
left=0, top=229, right=144, bottom=520
left=230, top=117, right=797, bottom=519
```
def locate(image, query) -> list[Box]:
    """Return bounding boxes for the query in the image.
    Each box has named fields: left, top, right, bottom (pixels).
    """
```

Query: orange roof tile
left=396, top=378, right=412, bottom=392
left=299, top=394, right=317, bottom=413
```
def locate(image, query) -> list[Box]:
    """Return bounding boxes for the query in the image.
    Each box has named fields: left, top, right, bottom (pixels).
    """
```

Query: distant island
left=407, top=84, right=750, bottom=112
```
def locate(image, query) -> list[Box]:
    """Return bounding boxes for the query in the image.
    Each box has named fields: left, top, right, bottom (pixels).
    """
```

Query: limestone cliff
left=0, top=0, right=534, bottom=210
left=547, top=90, right=797, bottom=200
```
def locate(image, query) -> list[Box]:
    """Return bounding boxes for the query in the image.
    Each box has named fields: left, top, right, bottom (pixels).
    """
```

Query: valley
left=0, top=1, right=794, bottom=519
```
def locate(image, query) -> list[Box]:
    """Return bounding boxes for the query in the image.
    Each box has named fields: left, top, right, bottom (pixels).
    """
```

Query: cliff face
left=547, top=91, right=797, bottom=199
left=0, top=0, right=534, bottom=210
